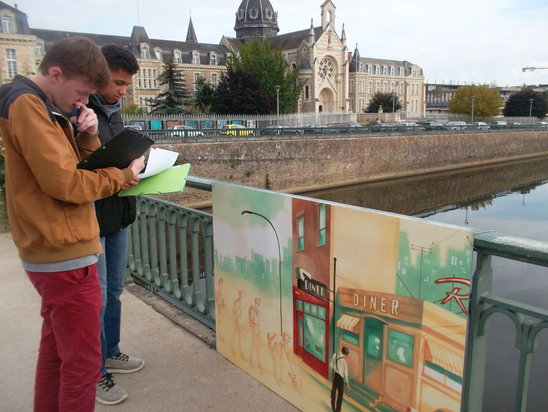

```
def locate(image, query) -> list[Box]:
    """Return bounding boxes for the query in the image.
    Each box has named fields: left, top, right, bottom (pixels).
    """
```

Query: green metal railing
left=127, top=176, right=547, bottom=412
left=127, top=194, right=214, bottom=328
left=462, top=232, right=548, bottom=412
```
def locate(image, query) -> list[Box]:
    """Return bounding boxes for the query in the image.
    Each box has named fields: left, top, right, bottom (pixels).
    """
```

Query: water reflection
left=301, top=157, right=548, bottom=218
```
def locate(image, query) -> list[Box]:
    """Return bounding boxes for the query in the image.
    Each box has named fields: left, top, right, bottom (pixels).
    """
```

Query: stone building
left=0, top=2, right=44, bottom=85
left=30, top=20, right=229, bottom=113
left=349, top=45, right=425, bottom=118
left=0, top=0, right=424, bottom=116
left=222, top=0, right=349, bottom=113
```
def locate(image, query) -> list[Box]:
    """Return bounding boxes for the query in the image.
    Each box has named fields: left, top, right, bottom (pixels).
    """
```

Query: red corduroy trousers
left=27, top=265, right=102, bottom=412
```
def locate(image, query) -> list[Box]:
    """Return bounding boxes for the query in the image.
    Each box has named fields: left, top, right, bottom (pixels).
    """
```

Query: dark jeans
left=330, top=372, right=345, bottom=412
left=97, top=228, right=129, bottom=375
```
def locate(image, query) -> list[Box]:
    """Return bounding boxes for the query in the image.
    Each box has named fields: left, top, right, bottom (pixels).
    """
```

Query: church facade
left=0, top=0, right=423, bottom=117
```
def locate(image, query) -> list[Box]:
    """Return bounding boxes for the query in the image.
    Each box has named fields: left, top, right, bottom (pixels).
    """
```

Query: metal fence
left=127, top=176, right=547, bottom=411
left=138, top=122, right=548, bottom=141
left=122, top=111, right=356, bottom=129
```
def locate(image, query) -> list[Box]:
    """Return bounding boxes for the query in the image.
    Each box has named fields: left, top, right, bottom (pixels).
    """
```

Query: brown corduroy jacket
left=0, top=75, right=134, bottom=264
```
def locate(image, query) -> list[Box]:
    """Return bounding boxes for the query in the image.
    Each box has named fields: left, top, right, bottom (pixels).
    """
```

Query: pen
left=75, top=106, right=81, bottom=127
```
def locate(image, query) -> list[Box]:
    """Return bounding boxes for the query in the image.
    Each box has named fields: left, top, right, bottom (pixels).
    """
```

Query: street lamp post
left=392, top=93, right=395, bottom=122
left=275, top=85, right=281, bottom=118
left=241, top=210, right=283, bottom=336
left=529, top=98, right=534, bottom=117
left=471, top=96, right=475, bottom=124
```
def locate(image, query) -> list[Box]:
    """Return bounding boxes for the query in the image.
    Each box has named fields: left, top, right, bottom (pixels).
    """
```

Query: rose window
left=318, top=58, right=334, bottom=79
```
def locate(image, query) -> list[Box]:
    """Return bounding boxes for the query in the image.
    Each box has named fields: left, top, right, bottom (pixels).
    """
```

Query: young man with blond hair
left=0, top=37, right=144, bottom=411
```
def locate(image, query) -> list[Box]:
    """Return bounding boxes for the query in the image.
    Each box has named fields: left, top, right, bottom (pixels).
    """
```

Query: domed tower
left=234, top=0, right=279, bottom=41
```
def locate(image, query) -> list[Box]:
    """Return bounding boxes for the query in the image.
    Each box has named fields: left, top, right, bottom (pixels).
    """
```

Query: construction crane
left=522, top=66, right=548, bottom=72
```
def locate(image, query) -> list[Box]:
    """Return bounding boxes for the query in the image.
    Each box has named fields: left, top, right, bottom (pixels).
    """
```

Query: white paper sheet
left=138, top=148, right=179, bottom=178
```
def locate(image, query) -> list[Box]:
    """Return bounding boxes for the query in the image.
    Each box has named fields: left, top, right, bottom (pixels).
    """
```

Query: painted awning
left=336, top=314, right=361, bottom=334
left=425, top=340, right=464, bottom=376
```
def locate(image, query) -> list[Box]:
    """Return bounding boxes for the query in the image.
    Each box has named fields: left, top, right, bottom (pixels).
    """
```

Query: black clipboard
left=77, top=128, right=154, bottom=170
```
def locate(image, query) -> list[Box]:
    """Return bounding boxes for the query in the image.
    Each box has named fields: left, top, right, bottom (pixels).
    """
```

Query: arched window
left=1, top=15, right=12, bottom=33
left=141, top=46, right=150, bottom=59
left=174, top=50, right=182, bottom=63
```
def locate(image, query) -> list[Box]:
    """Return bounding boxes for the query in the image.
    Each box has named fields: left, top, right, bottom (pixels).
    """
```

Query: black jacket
left=88, top=94, right=137, bottom=237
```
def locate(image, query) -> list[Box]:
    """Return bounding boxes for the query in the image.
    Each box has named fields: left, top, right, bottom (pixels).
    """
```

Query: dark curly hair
left=101, top=44, right=139, bottom=75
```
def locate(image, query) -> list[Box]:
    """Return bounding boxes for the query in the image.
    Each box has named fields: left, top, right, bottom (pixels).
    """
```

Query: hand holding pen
left=71, top=103, right=98, bottom=135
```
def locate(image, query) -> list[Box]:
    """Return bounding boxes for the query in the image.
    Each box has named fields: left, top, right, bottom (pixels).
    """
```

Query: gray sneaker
left=96, top=373, right=128, bottom=405
left=106, top=352, right=145, bottom=374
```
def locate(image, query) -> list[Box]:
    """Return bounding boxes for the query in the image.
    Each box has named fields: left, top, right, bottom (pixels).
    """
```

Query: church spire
left=308, top=18, right=315, bottom=44
left=186, top=16, right=198, bottom=42
left=341, top=23, right=346, bottom=47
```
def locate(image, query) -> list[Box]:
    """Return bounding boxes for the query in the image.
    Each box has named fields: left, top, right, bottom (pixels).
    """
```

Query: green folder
left=119, top=164, right=191, bottom=197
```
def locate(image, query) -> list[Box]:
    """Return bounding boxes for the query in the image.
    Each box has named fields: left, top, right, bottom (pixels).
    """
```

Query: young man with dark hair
left=90, top=44, right=145, bottom=406
left=0, top=36, right=145, bottom=412
left=330, top=346, right=351, bottom=412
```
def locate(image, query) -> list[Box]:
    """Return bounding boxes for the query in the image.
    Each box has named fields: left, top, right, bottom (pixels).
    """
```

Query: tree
left=211, top=68, right=273, bottom=114
left=150, top=61, right=190, bottom=114
left=236, top=38, right=304, bottom=114
left=194, top=75, right=216, bottom=113
left=448, top=85, right=501, bottom=117
left=503, top=89, right=547, bottom=118
left=365, top=92, right=401, bottom=113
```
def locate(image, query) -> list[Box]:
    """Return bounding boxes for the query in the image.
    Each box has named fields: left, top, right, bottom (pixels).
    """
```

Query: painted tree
left=503, top=89, right=547, bottom=118
left=365, top=92, right=401, bottom=113
left=211, top=68, right=273, bottom=114
left=150, top=61, right=190, bottom=114
left=448, top=85, right=501, bottom=117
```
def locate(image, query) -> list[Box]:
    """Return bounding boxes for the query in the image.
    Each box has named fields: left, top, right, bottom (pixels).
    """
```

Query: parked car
left=262, top=125, right=300, bottom=136
left=371, top=123, right=397, bottom=133
left=418, top=121, right=445, bottom=131
left=508, top=122, right=522, bottom=128
left=329, top=122, right=365, bottom=134
left=398, top=122, right=424, bottom=131
left=471, top=122, right=490, bottom=130
left=167, top=124, right=203, bottom=137
left=444, top=121, right=468, bottom=131
left=305, top=123, right=338, bottom=134
left=127, top=124, right=143, bottom=131
left=536, top=121, right=548, bottom=129
left=490, top=120, right=508, bottom=129
left=220, top=124, right=255, bottom=136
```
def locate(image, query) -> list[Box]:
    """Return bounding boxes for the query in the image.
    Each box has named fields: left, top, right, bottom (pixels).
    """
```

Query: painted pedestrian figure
left=330, top=347, right=350, bottom=412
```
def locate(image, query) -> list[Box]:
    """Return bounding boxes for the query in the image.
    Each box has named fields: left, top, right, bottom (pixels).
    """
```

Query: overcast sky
left=16, top=0, right=548, bottom=87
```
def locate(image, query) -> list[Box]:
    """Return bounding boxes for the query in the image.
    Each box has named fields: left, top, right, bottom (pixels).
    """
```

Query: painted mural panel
left=213, top=182, right=474, bottom=412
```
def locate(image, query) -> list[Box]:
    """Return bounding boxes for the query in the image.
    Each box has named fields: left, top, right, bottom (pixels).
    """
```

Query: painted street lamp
left=275, top=85, right=281, bottom=118
left=241, top=210, right=283, bottom=336
left=529, top=98, right=534, bottom=117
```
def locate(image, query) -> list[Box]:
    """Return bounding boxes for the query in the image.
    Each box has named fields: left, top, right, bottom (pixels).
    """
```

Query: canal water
left=305, top=156, right=548, bottom=411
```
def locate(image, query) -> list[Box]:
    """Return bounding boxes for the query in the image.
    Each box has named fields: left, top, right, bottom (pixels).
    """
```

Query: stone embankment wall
left=157, top=130, right=548, bottom=207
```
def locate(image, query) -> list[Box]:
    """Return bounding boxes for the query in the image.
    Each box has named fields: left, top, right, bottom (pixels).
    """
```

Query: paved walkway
left=0, top=232, right=297, bottom=411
